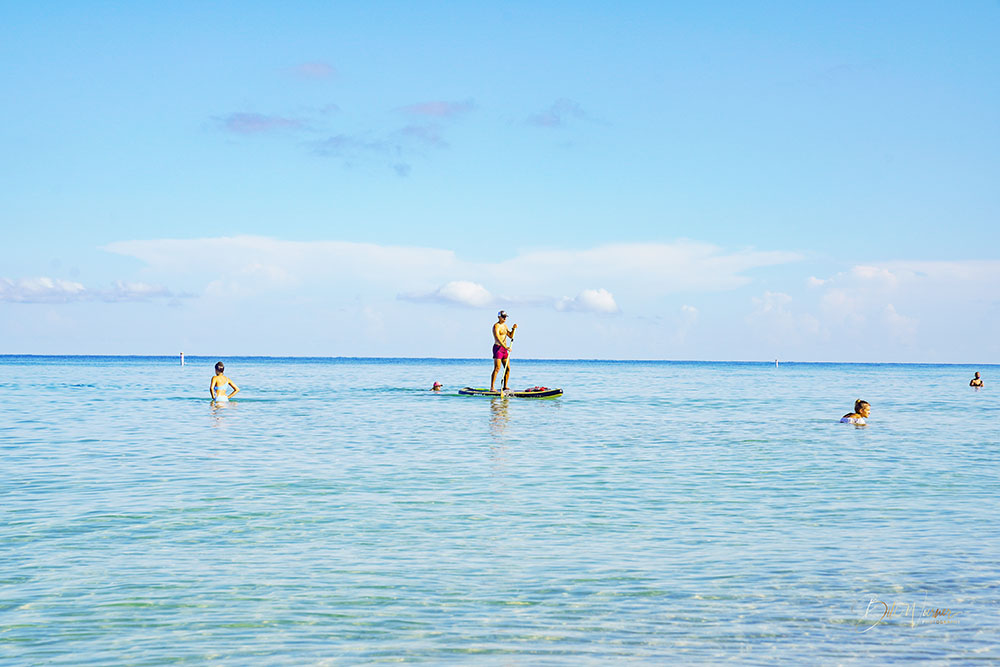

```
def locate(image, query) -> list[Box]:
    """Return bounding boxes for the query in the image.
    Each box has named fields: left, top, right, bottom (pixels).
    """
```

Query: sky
left=1, top=1, right=998, bottom=361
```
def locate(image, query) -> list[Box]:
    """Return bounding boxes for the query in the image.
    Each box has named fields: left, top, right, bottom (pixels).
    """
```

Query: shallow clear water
left=2, top=356, right=998, bottom=664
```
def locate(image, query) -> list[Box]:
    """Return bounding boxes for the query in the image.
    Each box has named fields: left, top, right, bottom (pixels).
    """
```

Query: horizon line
left=0, top=354, right=995, bottom=367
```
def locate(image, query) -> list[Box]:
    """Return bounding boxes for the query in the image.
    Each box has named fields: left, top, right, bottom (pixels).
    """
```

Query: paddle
left=502, top=324, right=517, bottom=394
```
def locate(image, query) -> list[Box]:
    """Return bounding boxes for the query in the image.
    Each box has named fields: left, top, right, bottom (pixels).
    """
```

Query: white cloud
left=813, top=260, right=1000, bottom=332
left=401, top=281, right=494, bottom=308
left=403, top=282, right=621, bottom=313
left=0, top=277, right=86, bottom=303
left=752, top=290, right=793, bottom=313
left=104, top=281, right=174, bottom=301
left=827, top=260, right=1000, bottom=293
left=819, top=287, right=866, bottom=329
left=747, top=291, right=822, bottom=347
left=105, top=236, right=456, bottom=282
left=499, top=241, right=800, bottom=293
left=740, top=259, right=1000, bottom=359
left=0, top=277, right=177, bottom=303
left=851, top=265, right=899, bottom=287
left=556, top=288, right=620, bottom=314
left=104, top=236, right=799, bottom=309
left=9, top=243, right=997, bottom=360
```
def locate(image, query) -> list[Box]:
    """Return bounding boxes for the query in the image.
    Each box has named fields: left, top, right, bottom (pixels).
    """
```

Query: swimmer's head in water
left=215, top=362, right=224, bottom=374
left=854, top=399, right=871, bottom=417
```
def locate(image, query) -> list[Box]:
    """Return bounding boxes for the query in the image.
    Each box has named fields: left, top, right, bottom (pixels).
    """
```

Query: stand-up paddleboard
left=459, top=386, right=563, bottom=398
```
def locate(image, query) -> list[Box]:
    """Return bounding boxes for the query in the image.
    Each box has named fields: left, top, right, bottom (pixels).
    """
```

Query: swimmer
left=432, top=382, right=443, bottom=391
left=841, top=399, right=871, bottom=425
left=970, top=372, right=984, bottom=388
left=210, top=361, right=240, bottom=401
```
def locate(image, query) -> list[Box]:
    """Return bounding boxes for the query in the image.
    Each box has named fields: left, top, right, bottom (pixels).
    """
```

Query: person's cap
left=498, top=310, right=507, bottom=318
left=433, top=382, right=443, bottom=388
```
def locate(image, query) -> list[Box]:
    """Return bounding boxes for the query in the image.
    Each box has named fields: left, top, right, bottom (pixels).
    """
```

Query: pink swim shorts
left=493, top=344, right=509, bottom=360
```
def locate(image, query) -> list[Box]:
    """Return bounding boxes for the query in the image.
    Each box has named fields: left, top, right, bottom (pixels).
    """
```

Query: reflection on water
left=210, top=398, right=235, bottom=425
left=488, top=397, right=511, bottom=474
left=489, top=395, right=510, bottom=438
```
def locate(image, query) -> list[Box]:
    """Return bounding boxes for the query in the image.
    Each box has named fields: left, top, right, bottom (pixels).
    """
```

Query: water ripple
left=1, top=359, right=998, bottom=662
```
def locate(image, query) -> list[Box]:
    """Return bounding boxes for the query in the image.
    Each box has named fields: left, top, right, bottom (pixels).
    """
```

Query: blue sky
left=1, top=1, right=998, bottom=361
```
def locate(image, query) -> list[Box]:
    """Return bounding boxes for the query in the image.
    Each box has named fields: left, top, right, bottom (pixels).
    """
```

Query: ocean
left=1, top=356, right=998, bottom=664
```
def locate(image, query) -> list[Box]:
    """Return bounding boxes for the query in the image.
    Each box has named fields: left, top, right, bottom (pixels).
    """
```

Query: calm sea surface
left=1, top=356, right=998, bottom=664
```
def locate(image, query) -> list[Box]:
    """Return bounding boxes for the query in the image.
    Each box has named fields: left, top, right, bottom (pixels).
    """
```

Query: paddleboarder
left=490, top=310, right=517, bottom=391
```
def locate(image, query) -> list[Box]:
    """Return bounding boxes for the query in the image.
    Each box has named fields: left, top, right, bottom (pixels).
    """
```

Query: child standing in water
left=841, top=399, right=870, bottom=424
left=210, top=362, right=240, bottom=401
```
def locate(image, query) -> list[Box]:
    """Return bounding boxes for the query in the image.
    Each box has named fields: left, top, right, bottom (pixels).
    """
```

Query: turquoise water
left=2, top=356, right=998, bottom=664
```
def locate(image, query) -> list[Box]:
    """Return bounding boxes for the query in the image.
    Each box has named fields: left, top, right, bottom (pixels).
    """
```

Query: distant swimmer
left=210, top=361, right=240, bottom=401
left=432, top=382, right=443, bottom=391
left=490, top=310, right=517, bottom=392
left=841, top=399, right=871, bottom=425
left=970, top=372, right=984, bottom=388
